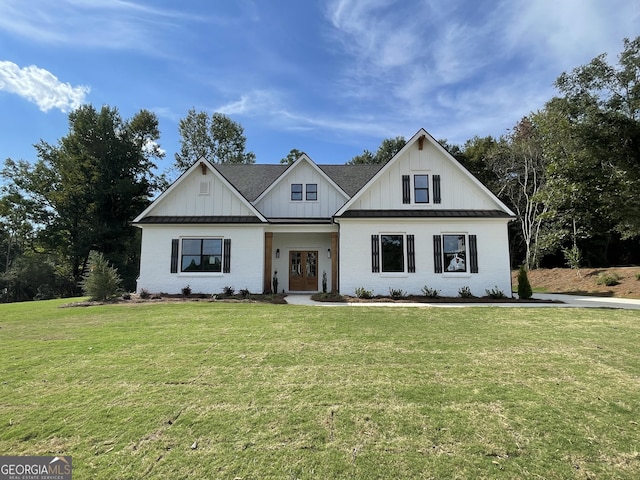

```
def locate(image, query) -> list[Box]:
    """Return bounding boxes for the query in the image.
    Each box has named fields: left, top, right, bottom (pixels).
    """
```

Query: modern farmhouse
left=133, top=129, right=515, bottom=297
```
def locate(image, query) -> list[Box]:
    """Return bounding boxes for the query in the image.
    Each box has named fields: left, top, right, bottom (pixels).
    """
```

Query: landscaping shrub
left=223, top=285, right=235, bottom=296
left=355, top=287, right=373, bottom=299
left=388, top=288, right=406, bottom=300
left=517, top=265, right=533, bottom=300
left=239, top=288, right=251, bottom=298
left=458, top=286, right=474, bottom=298
left=421, top=285, right=440, bottom=298
left=485, top=286, right=506, bottom=299
left=181, top=285, right=192, bottom=296
left=81, top=252, right=123, bottom=301
left=139, top=289, right=150, bottom=299
left=596, top=272, right=620, bottom=286
left=636, top=273, right=640, bottom=281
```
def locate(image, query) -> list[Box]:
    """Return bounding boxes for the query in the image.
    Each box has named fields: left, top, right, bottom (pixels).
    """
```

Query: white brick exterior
left=134, top=129, right=515, bottom=297
left=338, top=218, right=512, bottom=297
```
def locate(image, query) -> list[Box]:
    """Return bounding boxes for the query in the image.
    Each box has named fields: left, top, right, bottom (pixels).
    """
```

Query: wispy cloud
left=0, top=61, right=89, bottom=112
left=0, top=0, right=211, bottom=54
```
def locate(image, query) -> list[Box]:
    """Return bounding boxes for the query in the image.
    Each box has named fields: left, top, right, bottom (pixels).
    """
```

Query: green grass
left=1, top=299, right=639, bottom=479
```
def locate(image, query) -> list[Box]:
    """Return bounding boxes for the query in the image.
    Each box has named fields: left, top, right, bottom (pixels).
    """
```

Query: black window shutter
left=433, top=235, right=443, bottom=273
left=407, top=234, right=416, bottom=273
left=371, top=235, right=379, bottom=273
left=402, top=175, right=411, bottom=204
left=170, top=239, right=179, bottom=273
left=433, top=175, right=441, bottom=204
left=469, top=235, right=478, bottom=273
left=223, top=239, right=231, bottom=273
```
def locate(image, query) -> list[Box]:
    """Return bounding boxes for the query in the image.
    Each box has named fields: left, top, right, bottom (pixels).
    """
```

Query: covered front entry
left=289, top=251, right=318, bottom=291
left=263, top=228, right=338, bottom=294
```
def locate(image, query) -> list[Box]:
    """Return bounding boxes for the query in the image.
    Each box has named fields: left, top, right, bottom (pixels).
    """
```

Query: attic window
left=199, top=181, right=210, bottom=195
left=291, top=184, right=303, bottom=201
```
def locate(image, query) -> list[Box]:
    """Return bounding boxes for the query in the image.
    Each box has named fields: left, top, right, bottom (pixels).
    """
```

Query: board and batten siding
left=255, top=161, right=348, bottom=218
left=137, top=225, right=265, bottom=294
left=349, top=141, right=499, bottom=211
left=145, top=168, right=255, bottom=217
left=338, top=218, right=512, bottom=297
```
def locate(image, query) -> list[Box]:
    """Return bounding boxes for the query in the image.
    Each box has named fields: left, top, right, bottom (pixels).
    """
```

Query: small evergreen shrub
left=139, top=289, right=150, bottom=299
left=422, top=285, right=440, bottom=298
left=223, top=285, right=235, bottom=296
left=485, top=286, right=506, bottom=299
left=81, top=252, right=123, bottom=301
left=458, top=286, right=474, bottom=298
left=239, top=288, right=251, bottom=298
left=355, top=287, right=373, bottom=299
left=181, top=285, right=192, bottom=296
left=563, top=245, right=582, bottom=276
left=388, top=288, right=406, bottom=300
left=517, top=265, right=533, bottom=300
left=596, top=273, right=620, bottom=286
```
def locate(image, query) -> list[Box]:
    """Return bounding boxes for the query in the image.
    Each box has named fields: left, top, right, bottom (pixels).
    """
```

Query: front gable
left=132, top=159, right=266, bottom=223
left=335, top=129, right=515, bottom=217
left=254, top=154, right=350, bottom=219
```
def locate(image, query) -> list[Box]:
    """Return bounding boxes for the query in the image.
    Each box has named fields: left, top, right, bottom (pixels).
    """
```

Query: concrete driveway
left=285, top=293, right=640, bottom=310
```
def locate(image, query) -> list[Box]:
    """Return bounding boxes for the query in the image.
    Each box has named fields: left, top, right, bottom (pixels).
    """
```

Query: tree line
left=1, top=37, right=638, bottom=302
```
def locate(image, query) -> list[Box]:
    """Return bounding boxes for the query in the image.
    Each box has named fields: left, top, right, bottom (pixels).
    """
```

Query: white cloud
left=0, top=61, right=89, bottom=112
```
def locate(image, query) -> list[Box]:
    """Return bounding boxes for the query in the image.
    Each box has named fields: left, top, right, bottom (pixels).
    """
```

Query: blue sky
left=0, top=0, right=638, bottom=170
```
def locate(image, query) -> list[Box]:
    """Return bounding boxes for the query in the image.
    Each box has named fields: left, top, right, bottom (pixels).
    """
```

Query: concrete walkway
left=284, top=293, right=640, bottom=310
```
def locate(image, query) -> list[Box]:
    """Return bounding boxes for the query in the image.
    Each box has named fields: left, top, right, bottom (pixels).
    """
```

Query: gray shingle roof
left=213, top=163, right=383, bottom=201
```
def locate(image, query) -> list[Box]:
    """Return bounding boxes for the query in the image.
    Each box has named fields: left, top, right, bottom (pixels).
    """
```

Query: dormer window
left=306, top=183, right=318, bottom=201
left=291, top=184, right=303, bottom=201
left=291, top=183, right=318, bottom=201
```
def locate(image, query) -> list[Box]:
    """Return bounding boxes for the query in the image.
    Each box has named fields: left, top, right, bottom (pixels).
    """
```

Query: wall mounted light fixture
left=327, top=248, right=331, bottom=259
left=275, top=248, right=280, bottom=258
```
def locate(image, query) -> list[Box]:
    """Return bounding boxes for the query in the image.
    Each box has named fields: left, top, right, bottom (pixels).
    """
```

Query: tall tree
left=280, top=148, right=305, bottom=164
left=1, top=105, right=164, bottom=292
left=487, top=118, right=549, bottom=268
left=347, top=136, right=405, bottom=164
left=174, top=109, right=256, bottom=171
left=537, top=36, right=640, bottom=264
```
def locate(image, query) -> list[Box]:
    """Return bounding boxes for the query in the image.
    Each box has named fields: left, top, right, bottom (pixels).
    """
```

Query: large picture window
left=181, top=239, right=223, bottom=272
left=443, top=235, right=466, bottom=272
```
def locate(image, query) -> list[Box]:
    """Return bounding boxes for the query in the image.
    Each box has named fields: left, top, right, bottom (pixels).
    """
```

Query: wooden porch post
left=263, top=232, right=273, bottom=293
left=331, top=231, right=339, bottom=293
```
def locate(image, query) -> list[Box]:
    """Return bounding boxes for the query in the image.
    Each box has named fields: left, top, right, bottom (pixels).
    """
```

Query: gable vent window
left=199, top=181, right=210, bottom=195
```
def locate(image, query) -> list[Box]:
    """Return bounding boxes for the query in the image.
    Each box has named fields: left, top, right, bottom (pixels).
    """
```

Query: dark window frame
left=306, top=183, right=318, bottom=201
left=180, top=238, right=224, bottom=273
left=414, top=174, right=429, bottom=204
left=291, top=183, right=303, bottom=201
left=442, top=234, right=467, bottom=273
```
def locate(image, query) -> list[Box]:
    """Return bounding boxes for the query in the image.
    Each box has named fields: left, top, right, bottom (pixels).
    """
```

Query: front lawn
left=1, top=300, right=639, bottom=479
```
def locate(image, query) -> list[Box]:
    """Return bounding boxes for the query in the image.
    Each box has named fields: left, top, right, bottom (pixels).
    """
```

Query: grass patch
left=1, top=299, right=640, bottom=478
